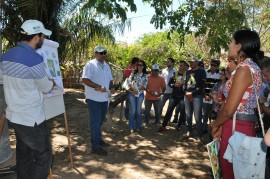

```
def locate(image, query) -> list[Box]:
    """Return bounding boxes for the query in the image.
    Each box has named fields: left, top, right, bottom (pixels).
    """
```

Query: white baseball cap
left=152, top=64, right=160, bottom=70
left=94, top=46, right=107, bottom=53
left=21, top=19, right=52, bottom=36
left=188, top=56, right=199, bottom=62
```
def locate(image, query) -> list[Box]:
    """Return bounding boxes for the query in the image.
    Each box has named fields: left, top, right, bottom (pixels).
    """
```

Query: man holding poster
left=82, top=46, right=115, bottom=156
left=1, top=19, right=55, bottom=179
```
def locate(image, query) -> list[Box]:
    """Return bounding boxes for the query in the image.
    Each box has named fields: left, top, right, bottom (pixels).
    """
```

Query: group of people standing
left=121, top=30, right=270, bottom=178
left=2, top=18, right=270, bottom=179
left=123, top=55, right=218, bottom=143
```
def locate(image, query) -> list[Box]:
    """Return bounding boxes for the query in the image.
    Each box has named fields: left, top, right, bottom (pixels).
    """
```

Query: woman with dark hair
left=211, top=30, right=263, bottom=179
left=210, top=68, right=228, bottom=121
left=127, top=60, right=148, bottom=133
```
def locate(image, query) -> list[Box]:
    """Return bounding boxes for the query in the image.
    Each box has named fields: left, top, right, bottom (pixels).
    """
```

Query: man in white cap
left=1, top=19, right=55, bottom=178
left=82, top=45, right=115, bottom=156
left=144, top=64, right=166, bottom=125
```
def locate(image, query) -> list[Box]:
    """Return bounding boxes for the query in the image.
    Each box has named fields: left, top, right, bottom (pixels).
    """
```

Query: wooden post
left=64, top=112, right=74, bottom=167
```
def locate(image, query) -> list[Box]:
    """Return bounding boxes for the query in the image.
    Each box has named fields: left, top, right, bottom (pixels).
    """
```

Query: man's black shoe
left=181, top=122, right=187, bottom=125
left=100, top=140, right=110, bottom=147
left=172, top=119, right=178, bottom=123
left=91, top=148, right=108, bottom=156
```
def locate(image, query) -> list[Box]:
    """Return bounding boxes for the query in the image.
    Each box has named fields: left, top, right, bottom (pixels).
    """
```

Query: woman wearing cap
left=127, top=60, right=148, bottom=133
left=211, top=30, right=264, bottom=179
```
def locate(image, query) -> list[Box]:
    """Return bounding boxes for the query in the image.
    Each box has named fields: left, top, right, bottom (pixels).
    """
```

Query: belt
left=236, top=113, right=258, bottom=123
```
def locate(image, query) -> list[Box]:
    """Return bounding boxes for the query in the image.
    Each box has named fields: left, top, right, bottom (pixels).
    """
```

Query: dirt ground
left=6, top=88, right=213, bottom=179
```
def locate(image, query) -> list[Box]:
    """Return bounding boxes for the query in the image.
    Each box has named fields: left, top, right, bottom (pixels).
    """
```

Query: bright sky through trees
left=115, top=0, right=181, bottom=44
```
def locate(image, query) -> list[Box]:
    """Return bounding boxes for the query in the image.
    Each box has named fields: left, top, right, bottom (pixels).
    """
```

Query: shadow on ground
left=7, top=88, right=213, bottom=179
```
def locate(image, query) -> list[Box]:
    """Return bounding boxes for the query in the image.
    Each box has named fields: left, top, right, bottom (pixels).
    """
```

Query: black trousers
left=162, top=96, right=185, bottom=127
left=11, top=120, right=52, bottom=179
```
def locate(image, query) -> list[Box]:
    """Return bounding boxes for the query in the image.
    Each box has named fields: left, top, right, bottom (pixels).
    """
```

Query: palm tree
left=1, top=0, right=135, bottom=65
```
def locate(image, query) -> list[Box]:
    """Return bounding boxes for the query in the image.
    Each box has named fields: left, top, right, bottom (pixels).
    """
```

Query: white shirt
left=1, top=42, right=54, bottom=127
left=204, top=69, right=220, bottom=104
left=82, top=58, right=113, bottom=102
left=205, top=69, right=220, bottom=79
left=161, top=67, right=176, bottom=94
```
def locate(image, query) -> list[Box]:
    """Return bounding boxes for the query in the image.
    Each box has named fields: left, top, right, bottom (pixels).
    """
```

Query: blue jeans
left=162, top=97, right=185, bottom=127
left=184, top=95, right=203, bottom=137
left=128, top=92, right=144, bottom=130
left=144, top=99, right=160, bottom=124
left=86, top=99, right=108, bottom=150
left=11, top=121, right=52, bottom=179
left=202, top=102, right=213, bottom=131
left=158, top=93, right=171, bottom=121
left=0, top=85, right=12, bottom=164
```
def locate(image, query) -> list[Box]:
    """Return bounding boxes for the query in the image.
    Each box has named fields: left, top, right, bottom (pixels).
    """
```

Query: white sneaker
left=181, top=131, right=193, bottom=140
left=186, top=131, right=193, bottom=137
left=195, top=136, right=203, bottom=144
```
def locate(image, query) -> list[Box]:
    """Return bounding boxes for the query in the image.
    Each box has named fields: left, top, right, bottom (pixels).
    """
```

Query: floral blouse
left=223, top=58, right=262, bottom=114
left=128, top=72, right=148, bottom=94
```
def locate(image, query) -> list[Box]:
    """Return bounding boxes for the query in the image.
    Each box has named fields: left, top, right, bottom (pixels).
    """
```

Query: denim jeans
left=202, top=102, right=213, bottom=131
left=162, top=97, right=185, bottom=127
left=158, top=93, right=171, bottom=121
left=128, top=92, right=144, bottom=130
left=11, top=121, right=52, bottom=179
left=0, top=85, right=12, bottom=164
left=0, top=121, right=12, bottom=164
left=144, top=99, right=160, bottom=124
left=184, top=95, right=203, bottom=137
left=86, top=99, right=108, bottom=150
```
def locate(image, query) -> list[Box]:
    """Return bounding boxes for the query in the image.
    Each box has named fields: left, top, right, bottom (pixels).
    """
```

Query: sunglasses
left=137, top=64, right=144, bottom=67
left=211, top=63, right=218, bottom=67
left=152, top=69, right=159, bottom=72
left=98, top=51, right=107, bottom=55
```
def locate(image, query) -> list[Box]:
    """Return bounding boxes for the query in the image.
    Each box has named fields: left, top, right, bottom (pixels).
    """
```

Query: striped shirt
left=1, top=42, right=53, bottom=126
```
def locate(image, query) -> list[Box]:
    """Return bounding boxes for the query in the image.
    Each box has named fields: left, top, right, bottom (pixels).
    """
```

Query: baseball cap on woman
left=21, top=20, right=52, bottom=36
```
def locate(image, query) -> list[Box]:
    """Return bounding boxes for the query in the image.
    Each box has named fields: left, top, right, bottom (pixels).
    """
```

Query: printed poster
left=206, top=139, right=221, bottom=179
left=37, top=39, right=64, bottom=98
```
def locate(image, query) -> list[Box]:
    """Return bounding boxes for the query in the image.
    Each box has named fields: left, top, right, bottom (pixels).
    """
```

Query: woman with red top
left=211, top=30, right=264, bottom=179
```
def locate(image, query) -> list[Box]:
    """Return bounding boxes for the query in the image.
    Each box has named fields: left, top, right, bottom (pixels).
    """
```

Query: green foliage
left=80, top=0, right=137, bottom=22
left=1, top=0, right=137, bottom=67
left=145, top=0, right=270, bottom=54
left=113, top=31, right=213, bottom=70
left=3, top=0, right=270, bottom=68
